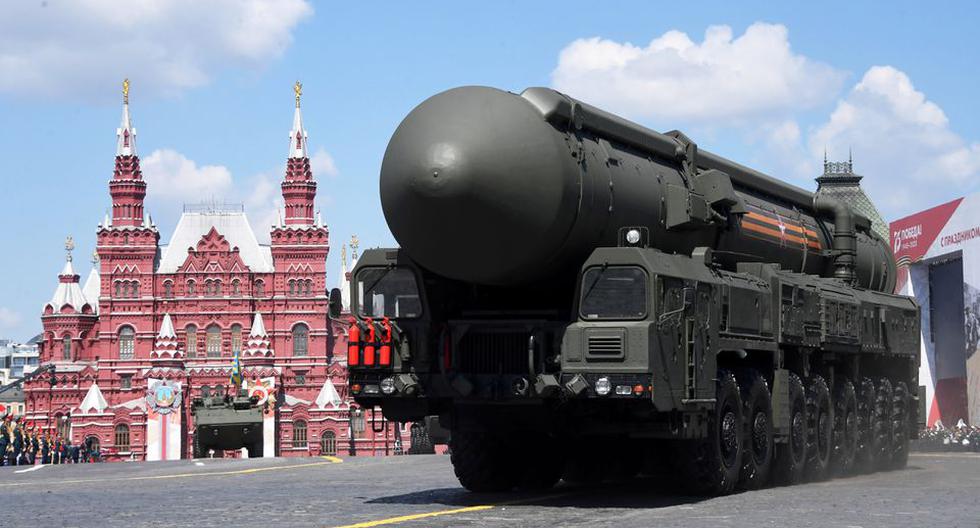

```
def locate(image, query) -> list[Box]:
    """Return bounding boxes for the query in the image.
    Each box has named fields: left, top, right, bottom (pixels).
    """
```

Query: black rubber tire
left=889, top=381, right=910, bottom=470
left=517, top=435, right=565, bottom=490
left=871, top=378, right=893, bottom=470
left=773, top=373, right=807, bottom=485
left=674, top=370, right=743, bottom=495
left=737, top=370, right=773, bottom=490
left=831, top=379, right=858, bottom=476
left=853, top=378, right=876, bottom=473
left=450, top=431, right=519, bottom=492
left=804, top=376, right=833, bottom=481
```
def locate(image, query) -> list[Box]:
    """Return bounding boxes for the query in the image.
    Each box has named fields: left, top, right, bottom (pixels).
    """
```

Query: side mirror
left=328, top=287, right=343, bottom=319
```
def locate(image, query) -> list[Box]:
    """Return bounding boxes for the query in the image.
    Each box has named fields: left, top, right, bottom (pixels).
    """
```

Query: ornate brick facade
left=23, top=82, right=405, bottom=460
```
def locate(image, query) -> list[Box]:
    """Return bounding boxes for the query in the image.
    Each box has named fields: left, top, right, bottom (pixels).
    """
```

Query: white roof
left=114, top=397, right=146, bottom=410
left=315, top=379, right=343, bottom=409
left=284, top=394, right=310, bottom=406
left=157, top=211, right=273, bottom=273
left=82, top=267, right=100, bottom=314
left=79, top=383, right=108, bottom=414
left=46, top=260, right=91, bottom=312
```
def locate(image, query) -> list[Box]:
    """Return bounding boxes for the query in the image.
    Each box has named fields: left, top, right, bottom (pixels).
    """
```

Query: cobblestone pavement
left=1, top=453, right=978, bottom=528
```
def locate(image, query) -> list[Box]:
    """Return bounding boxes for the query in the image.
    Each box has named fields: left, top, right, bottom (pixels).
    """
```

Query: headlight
left=594, top=377, right=611, bottom=396
left=380, top=377, right=396, bottom=395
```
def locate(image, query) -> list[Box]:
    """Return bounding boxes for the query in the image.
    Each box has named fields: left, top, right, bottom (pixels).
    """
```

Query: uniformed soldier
left=40, top=433, right=50, bottom=464
left=13, top=416, right=24, bottom=466
left=29, top=429, right=40, bottom=465
left=0, top=414, right=9, bottom=467
left=52, top=436, right=61, bottom=464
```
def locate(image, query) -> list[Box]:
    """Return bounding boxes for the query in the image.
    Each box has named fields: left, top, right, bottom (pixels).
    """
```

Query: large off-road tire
left=871, top=378, right=893, bottom=470
left=517, top=434, right=565, bottom=490
left=773, top=373, right=807, bottom=485
left=831, top=379, right=858, bottom=476
left=737, top=370, right=773, bottom=490
left=853, top=378, right=876, bottom=473
left=409, top=423, right=436, bottom=455
left=449, top=431, right=519, bottom=492
left=889, top=381, right=910, bottom=470
left=804, top=376, right=833, bottom=481
left=674, top=370, right=743, bottom=495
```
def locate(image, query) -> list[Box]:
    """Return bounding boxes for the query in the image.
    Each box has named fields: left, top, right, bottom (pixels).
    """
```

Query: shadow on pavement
left=366, top=477, right=709, bottom=510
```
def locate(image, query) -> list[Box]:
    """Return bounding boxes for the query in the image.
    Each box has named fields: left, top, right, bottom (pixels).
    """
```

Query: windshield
left=356, top=267, right=422, bottom=319
left=580, top=266, right=648, bottom=320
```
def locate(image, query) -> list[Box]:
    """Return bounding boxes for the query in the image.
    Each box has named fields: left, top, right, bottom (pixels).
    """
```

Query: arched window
left=293, top=420, right=308, bottom=448
left=231, top=324, right=242, bottom=355
left=254, top=280, right=265, bottom=297
left=114, top=423, right=130, bottom=451
left=292, top=323, right=308, bottom=357
left=118, top=326, right=135, bottom=359
left=187, top=280, right=196, bottom=296
left=114, top=281, right=122, bottom=297
left=130, top=281, right=139, bottom=298
left=288, top=279, right=296, bottom=296
left=320, top=430, right=336, bottom=456
left=62, top=335, right=71, bottom=360
left=56, top=413, right=71, bottom=439
left=163, top=280, right=173, bottom=298
left=304, top=279, right=313, bottom=296
left=206, top=324, right=222, bottom=357
left=185, top=325, right=198, bottom=357
left=204, top=280, right=213, bottom=296
left=232, top=279, right=241, bottom=296
left=85, top=435, right=100, bottom=455
left=214, top=280, right=221, bottom=296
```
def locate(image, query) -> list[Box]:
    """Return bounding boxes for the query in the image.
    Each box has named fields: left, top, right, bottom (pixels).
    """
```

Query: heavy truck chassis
left=341, top=86, right=921, bottom=495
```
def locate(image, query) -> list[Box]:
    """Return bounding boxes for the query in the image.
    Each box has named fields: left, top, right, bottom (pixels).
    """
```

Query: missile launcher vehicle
left=190, top=386, right=264, bottom=458
left=335, top=86, right=921, bottom=494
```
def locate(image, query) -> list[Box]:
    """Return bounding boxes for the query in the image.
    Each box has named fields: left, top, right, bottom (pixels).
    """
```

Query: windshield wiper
left=580, top=262, right=609, bottom=304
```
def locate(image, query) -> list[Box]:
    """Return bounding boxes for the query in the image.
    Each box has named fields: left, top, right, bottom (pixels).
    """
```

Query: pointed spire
left=117, top=78, right=136, bottom=156
left=158, top=313, right=176, bottom=339
left=79, top=383, right=109, bottom=414
left=316, top=210, right=323, bottom=228
left=249, top=311, right=268, bottom=338
left=289, top=81, right=308, bottom=159
left=103, top=212, right=111, bottom=228
left=151, top=313, right=182, bottom=360
left=350, top=234, right=359, bottom=261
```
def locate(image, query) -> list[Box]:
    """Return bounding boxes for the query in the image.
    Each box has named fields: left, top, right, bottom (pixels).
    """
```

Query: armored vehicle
left=335, top=86, right=921, bottom=494
left=190, top=386, right=264, bottom=458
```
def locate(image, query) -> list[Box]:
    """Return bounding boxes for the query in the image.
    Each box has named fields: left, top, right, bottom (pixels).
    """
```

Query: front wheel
left=674, top=370, right=743, bottom=495
left=450, top=431, right=518, bottom=492
left=737, top=369, right=773, bottom=490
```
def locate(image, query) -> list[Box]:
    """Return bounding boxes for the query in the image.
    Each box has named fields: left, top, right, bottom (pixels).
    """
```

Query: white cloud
left=809, top=66, right=980, bottom=215
left=0, top=307, right=23, bottom=331
left=311, top=147, right=339, bottom=178
left=141, top=149, right=234, bottom=202
left=551, top=23, right=844, bottom=124
left=0, top=0, right=313, bottom=101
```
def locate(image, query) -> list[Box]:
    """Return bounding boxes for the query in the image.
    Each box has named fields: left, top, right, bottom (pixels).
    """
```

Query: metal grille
left=457, top=331, right=529, bottom=374
left=587, top=335, right=624, bottom=357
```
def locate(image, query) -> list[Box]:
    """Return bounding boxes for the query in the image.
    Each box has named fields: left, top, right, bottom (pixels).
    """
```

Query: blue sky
left=1, top=0, right=978, bottom=341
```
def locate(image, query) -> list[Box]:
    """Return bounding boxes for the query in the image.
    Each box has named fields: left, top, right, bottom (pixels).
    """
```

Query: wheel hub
left=752, top=411, right=769, bottom=462
left=720, top=409, right=739, bottom=466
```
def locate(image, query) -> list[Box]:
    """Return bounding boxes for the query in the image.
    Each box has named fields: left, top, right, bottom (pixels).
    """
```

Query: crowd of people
left=914, top=420, right=980, bottom=452
left=0, top=414, right=101, bottom=467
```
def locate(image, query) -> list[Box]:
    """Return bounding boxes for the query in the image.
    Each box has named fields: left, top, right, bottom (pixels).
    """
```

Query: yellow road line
left=328, top=491, right=573, bottom=528
left=0, top=457, right=342, bottom=488
left=330, top=505, right=495, bottom=528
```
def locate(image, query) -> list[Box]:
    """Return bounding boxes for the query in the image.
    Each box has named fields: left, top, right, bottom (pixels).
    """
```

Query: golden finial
left=350, top=234, right=359, bottom=260
left=123, top=78, right=130, bottom=105
left=64, top=235, right=75, bottom=262
left=294, top=80, right=302, bottom=108
left=91, top=250, right=99, bottom=265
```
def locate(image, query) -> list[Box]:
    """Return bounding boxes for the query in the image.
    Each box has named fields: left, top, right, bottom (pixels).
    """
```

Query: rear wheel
left=737, top=370, right=773, bottom=490
left=871, top=378, right=893, bottom=469
left=831, top=380, right=858, bottom=476
left=804, top=376, right=832, bottom=481
left=674, top=370, right=743, bottom=495
left=889, top=381, right=910, bottom=470
left=773, top=373, right=807, bottom=485
left=517, top=434, right=564, bottom=490
left=450, top=431, right=519, bottom=492
left=853, top=378, right=876, bottom=473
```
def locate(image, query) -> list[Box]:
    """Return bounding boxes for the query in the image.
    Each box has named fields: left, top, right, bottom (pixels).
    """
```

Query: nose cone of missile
left=381, top=86, right=579, bottom=285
